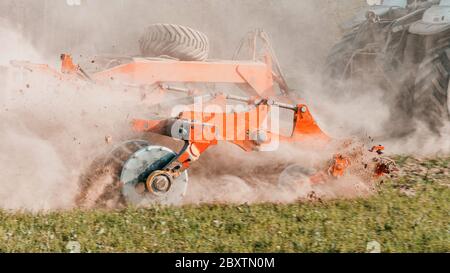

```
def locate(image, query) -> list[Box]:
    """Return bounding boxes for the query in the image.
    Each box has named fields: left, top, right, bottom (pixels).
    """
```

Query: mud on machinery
left=10, top=25, right=396, bottom=206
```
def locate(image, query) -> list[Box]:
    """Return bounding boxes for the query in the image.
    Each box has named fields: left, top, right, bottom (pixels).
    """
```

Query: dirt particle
left=105, top=135, right=113, bottom=144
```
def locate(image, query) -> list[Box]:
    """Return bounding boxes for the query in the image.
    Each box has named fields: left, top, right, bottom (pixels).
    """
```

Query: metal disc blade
left=120, top=145, right=188, bottom=206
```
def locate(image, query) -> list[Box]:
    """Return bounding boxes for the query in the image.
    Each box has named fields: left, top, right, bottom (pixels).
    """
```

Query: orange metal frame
left=94, top=59, right=276, bottom=98
left=58, top=54, right=278, bottom=98
left=132, top=97, right=330, bottom=175
left=12, top=53, right=281, bottom=97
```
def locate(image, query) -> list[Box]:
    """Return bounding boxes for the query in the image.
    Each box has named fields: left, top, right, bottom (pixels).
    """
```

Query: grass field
left=0, top=156, right=448, bottom=253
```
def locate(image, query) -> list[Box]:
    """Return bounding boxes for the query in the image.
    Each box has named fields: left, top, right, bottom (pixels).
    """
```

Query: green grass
left=0, top=158, right=449, bottom=253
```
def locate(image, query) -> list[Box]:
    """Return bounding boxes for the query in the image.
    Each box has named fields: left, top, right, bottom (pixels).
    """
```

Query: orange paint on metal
left=328, top=154, right=351, bottom=178
left=370, top=145, right=385, bottom=155
left=60, top=54, right=78, bottom=74
left=132, top=119, right=171, bottom=135
left=290, top=104, right=330, bottom=141
left=177, top=103, right=270, bottom=151
left=10, top=61, right=64, bottom=80
left=92, top=60, right=275, bottom=97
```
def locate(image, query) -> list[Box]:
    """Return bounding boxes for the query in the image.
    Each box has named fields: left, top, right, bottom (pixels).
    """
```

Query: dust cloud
left=184, top=141, right=377, bottom=205
left=0, top=21, right=154, bottom=210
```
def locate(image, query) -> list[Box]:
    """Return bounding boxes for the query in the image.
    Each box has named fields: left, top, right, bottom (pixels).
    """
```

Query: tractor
left=323, top=0, right=450, bottom=136
left=408, top=0, right=450, bottom=133
left=324, top=0, right=435, bottom=82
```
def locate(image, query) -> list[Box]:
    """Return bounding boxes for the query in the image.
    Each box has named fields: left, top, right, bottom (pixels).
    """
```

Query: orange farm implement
left=10, top=28, right=395, bottom=206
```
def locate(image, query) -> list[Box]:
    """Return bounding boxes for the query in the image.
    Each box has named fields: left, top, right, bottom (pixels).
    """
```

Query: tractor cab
left=342, top=0, right=409, bottom=29
left=366, top=0, right=408, bottom=8
left=410, top=0, right=450, bottom=35
left=342, top=0, right=431, bottom=30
